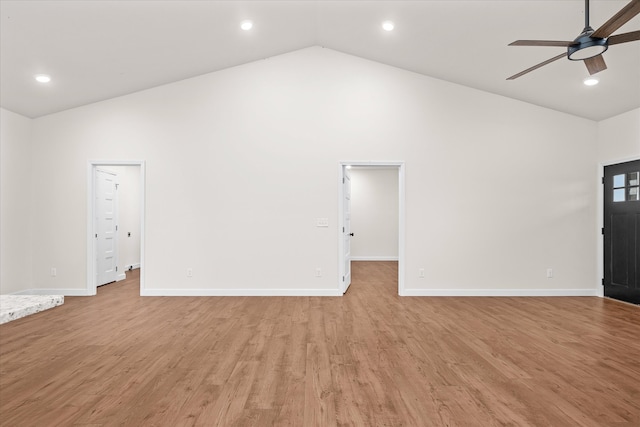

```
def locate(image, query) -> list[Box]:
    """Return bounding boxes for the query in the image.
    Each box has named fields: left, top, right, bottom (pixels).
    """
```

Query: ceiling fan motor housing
left=568, top=27, right=608, bottom=60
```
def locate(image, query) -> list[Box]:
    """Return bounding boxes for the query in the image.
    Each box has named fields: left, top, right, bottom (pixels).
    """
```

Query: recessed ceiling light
left=583, top=76, right=599, bottom=86
left=34, top=74, right=51, bottom=83
left=382, top=21, right=394, bottom=31
left=241, top=20, right=253, bottom=31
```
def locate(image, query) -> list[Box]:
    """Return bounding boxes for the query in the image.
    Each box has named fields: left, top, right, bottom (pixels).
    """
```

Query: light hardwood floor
left=1, top=262, right=639, bottom=426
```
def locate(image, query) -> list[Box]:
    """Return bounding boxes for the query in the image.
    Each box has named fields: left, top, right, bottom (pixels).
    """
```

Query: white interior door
left=343, top=167, right=352, bottom=293
left=96, top=169, right=118, bottom=286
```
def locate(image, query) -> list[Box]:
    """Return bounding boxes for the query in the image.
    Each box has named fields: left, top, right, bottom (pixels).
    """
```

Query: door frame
left=598, top=155, right=640, bottom=298
left=87, top=160, right=146, bottom=296
left=338, top=161, right=406, bottom=295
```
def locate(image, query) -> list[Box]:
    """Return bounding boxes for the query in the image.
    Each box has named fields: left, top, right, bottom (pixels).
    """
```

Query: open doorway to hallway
left=350, top=167, right=399, bottom=294
left=339, top=162, right=405, bottom=295
left=88, top=161, right=145, bottom=296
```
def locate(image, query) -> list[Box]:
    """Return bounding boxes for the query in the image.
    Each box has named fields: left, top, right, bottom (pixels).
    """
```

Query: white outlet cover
left=316, top=218, right=329, bottom=227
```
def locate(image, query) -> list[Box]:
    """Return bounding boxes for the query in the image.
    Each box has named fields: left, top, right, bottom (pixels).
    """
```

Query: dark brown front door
left=604, top=159, right=640, bottom=304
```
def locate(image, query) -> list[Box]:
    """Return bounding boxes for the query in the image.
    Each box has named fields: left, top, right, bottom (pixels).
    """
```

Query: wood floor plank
left=303, top=341, right=336, bottom=427
left=1, top=264, right=640, bottom=426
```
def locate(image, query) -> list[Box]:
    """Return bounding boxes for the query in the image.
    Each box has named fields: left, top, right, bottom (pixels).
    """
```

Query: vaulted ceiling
left=1, top=0, right=639, bottom=121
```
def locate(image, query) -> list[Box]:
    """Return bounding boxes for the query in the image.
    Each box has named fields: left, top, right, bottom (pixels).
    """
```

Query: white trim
left=88, top=160, right=146, bottom=296
left=140, top=288, right=342, bottom=297
left=10, top=287, right=596, bottom=298
left=398, top=164, right=406, bottom=296
left=402, top=289, right=599, bottom=297
left=338, top=161, right=405, bottom=296
left=597, top=163, right=604, bottom=297
left=598, top=155, right=640, bottom=298
left=117, top=262, right=141, bottom=280
left=11, top=288, right=92, bottom=296
left=351, top=256, right=399, bottom=261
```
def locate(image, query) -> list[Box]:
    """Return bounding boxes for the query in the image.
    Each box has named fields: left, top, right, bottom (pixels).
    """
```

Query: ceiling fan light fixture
left=240, top=20, right=253, bottom=31
left=507, top=0, right=640, bottom=80
left=382, top=21, right=394, bottom=31
left=567, top=35, right=608, bottom=60
left=583, top=76, right=599, bottom=86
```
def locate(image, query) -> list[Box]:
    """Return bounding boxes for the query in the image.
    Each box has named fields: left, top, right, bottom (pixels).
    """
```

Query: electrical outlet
left=187, top=268, right=193, bottom=278
left=51, top=268, right=57, bottom=277
left=315, top=268, right=322, bottom=277
left=419, top=268, right=425, bottom=278
left=546, top=268, right=553, bottom=278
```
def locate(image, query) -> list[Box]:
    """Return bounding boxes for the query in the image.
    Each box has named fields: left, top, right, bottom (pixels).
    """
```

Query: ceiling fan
left=507, top=0, right=640, bottom=80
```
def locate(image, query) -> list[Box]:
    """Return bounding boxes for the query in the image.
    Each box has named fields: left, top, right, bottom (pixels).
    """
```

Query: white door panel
left=343, top=168, right=352, bottom=293
left=96, top=169, right=117, bottom=286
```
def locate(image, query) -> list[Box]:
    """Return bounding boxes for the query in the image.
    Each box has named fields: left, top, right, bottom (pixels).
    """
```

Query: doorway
left=338, top=162, right=405, bottom=295
left=603, top=158, right=640, bottom=304
left=87, top=161, right=145, bottom=296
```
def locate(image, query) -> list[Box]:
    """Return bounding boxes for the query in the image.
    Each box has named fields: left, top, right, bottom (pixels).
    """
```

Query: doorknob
left=349, top=233, right=354, bottom=236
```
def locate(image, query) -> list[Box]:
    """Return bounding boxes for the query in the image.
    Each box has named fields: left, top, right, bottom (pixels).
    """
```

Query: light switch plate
left=316, top=218, right=329, bottom=227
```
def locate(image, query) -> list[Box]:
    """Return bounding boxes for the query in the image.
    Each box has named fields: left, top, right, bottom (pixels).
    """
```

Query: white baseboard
left=11, top=288, right=92, bottom=296
left=116, top=264, right=140, bottom=281
left=351, top=256, right=398, bottom=261
left=9, top=286, right=597, bottom=298
left=140, top=288, right=342, bottom=297
left=401, top=288, right=599, bottom=297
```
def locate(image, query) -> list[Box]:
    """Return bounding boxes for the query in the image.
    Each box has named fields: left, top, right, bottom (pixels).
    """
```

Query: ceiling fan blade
left=608, top=30, right=640, bottom=45
left=592, top=0, right=640, bottom=39
left=584, top=55, right=607, bottom=75
left=507, top=52, right=567, bottom=80
left=509, top=40, right=572, bottom=47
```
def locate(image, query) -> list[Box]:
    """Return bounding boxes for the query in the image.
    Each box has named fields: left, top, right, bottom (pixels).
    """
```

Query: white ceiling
left=1, top=0, right=639, bottom=121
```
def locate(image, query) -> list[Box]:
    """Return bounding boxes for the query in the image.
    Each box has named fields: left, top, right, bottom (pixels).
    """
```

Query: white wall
left=350, top=167, right=398, bottom=260
left=0, top=108, right=33, bottom=294
left=597, top=108, right=640, bottom=164
left=22, top=47, right=599, bottom=296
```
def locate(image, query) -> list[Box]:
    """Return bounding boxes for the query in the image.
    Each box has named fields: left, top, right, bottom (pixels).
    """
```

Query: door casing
left=338, top=161, right=405, bottom=295
left=87, top=161, right=145, bottom=296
